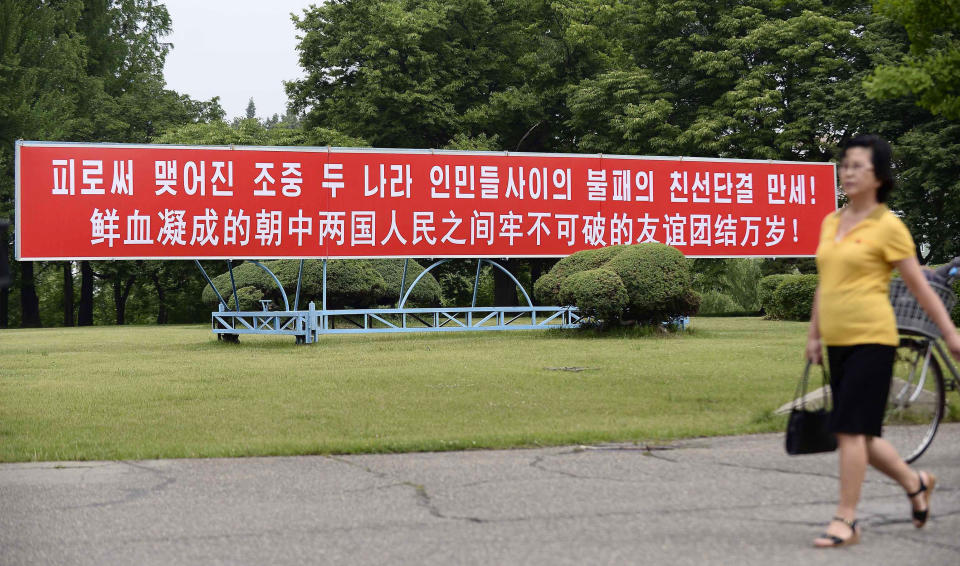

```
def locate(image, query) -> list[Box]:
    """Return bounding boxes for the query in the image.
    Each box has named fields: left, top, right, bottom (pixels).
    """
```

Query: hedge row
left=759, top=274, right=817, bottom=321
left=761, top=271, right=960, bottom=325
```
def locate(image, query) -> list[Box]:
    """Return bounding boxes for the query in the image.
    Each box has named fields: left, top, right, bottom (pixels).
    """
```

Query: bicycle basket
left=889, top=278, right=958, bottom=338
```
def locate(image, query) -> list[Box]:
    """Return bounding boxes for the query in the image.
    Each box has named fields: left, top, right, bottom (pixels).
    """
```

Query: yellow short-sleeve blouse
left=815, top=204, right=915, bottom=346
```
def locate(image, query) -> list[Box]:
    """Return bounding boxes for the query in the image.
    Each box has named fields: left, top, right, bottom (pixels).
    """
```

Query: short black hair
left=839, top=134, right=894, bottom=203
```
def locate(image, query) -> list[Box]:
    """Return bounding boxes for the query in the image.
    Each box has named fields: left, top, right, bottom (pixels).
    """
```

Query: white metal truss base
left=212, top=303, right=583, bottom=344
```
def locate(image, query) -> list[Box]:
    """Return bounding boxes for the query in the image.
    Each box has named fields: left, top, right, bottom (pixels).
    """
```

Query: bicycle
left=883, top=271, right=960, bottom=463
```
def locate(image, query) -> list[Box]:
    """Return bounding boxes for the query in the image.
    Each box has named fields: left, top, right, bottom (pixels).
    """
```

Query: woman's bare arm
left=806, top=286, right=823, bottom=364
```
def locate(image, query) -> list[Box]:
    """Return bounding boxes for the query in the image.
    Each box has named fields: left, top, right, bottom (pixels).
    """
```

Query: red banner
left=15, top=141, right=836, bottom=260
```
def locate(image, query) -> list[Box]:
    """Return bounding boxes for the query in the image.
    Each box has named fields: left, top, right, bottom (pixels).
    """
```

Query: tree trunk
left=63, top=262, right=75, bottom=326
left=492, top=259, right=520, bottom=307
left=0, top=287, right=7, bottom=329
left=0, top=230, right=7, bottom=328
left=78, top=261, right=94, bottom=326
left=152, top=272, right=168, bottom=324
left=113, top=273, right=122, bottom=324
left=19, top=261, right=41, bottom=327
left=113, top=268, right=138, bottom=325
left=530, top=259, right=547, bottom=305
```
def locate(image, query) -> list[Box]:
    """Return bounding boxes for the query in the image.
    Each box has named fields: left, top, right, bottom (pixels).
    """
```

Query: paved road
left=2, top=425, right=959, bottom=566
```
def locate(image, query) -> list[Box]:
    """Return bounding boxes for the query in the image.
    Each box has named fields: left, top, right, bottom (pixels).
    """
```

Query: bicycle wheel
left=883, top=337, right=946, bottom=463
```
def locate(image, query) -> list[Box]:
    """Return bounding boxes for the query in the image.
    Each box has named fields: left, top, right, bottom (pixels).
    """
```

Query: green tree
left=0, top=0, right=221, bottom=327
left=287, top=0, right=591, bottom=152
left=263, top=109, right=302, bottom=130
left=865, top=0, right=960, bottom=119
left=891, top=122, right=960, bottom=263
left=564, top=0, right=722, bottom=156
left=287, top=0, right=956, bottom=291
left=0, top=0, right=87, bottom=326
left=245, top=97, right=257, bottom=120
left=156, top=119, right=366, bottom=148
left=669, top=1, right=922, bottom=159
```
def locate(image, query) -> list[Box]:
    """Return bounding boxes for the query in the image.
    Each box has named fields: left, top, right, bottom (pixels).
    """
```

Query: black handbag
left=785, top=361, right=837, bottom=455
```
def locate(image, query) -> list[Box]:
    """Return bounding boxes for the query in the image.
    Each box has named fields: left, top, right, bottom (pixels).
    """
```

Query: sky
left=162, top=0, right=315, bottom=121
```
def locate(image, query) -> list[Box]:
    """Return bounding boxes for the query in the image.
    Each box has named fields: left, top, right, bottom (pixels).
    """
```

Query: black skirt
left=826, top=344, right=896, bottom=437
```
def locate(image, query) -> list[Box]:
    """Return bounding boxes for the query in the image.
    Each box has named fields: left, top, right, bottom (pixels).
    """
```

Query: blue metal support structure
left=227, top=260, right=239, bottom=311
left=195, top=260, right=227, bottom=309
left=397, top=259, right=409, bottom=307
left=250, top=260, right=290, bottom=311
left=472, top=259, right=482, bottom=307
left=398, top=259, right=449, bottom=308
left=294, top=259, right=305, bottom=311
left=212, top=304, right=581, bottom=341
left=204, top=257, right=585, bottom=343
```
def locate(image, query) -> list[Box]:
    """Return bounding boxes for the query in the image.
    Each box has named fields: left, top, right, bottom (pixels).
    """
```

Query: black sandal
left=813, top=516, right=860, bottom=548
left=907, top=471, right=936, bottom=528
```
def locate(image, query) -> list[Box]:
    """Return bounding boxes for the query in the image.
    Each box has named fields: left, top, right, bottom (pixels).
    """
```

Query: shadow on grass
left=192, top=324, right=700, bottom=348
left=196, top=338, right=304, bottom=351
left=544, top=323, right=693, bottom=340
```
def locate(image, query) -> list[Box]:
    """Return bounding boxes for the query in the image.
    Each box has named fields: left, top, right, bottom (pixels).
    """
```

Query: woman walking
left=806, top=134, right=960, bottom=547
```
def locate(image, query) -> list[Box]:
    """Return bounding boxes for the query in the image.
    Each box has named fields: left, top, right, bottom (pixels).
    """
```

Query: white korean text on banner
left=14, top=141, right=837, bottom=260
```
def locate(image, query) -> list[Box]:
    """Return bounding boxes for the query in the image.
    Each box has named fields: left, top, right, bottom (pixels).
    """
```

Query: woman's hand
left=806, top=336, right=823, bottom=365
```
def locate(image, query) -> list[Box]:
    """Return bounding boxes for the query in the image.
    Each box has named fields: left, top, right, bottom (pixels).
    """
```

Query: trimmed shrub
left=323, top=260, right=389, bottom=308
left=367, top=259, right=442, bottom=306
left=557, top=268, right=629, bottom=322
left=548, top=245, right=626, bottom=280
left=234, top=286, right=265, bottom=311
left=676, top=288, right=702, bottom=319
left=201, top=259, right=439, bottom=310
left=202, top=261, right=277, bottom=309
left=758, top=274, right=791, bottom=317
left=534, top=243, right=699, bottom=326
left=534, top=245, right=625, bottom=305
left=604, top=244, right=696, bottom=323
left=771, top=274, right=819, bottom=321
left=532, top=271, right=563, bottom=306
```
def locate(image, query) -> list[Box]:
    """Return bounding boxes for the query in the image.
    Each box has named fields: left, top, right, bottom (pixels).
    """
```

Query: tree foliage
left=0, top=0, right=221, bottom=327
left=889, top=122, right=960, bottom=262
left=155, top=119, right=367, bottom=148
left=289, top=0, right=959, bottom=264
left=692, top=258, right=763, bottom=312
left=288, top=1, right=933, bottom=158
left=287, top=0, right=597, bottom=152
left=865, top=0, right=960, bottom=119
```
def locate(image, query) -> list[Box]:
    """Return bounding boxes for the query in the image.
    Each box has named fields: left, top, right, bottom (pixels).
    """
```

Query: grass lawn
left=1, top=317, right=816, bottom=462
